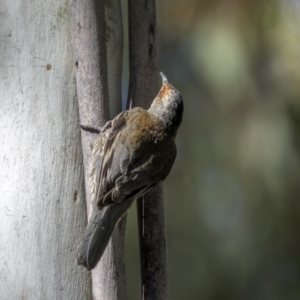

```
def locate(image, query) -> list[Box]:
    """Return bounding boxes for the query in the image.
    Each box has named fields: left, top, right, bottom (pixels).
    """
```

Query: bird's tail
left=77, top=199, right=134, bottom=270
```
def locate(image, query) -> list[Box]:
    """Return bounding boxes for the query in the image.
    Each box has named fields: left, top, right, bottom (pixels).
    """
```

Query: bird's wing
left=98, top=137, right=177, bottom=208
left=106, top=140, right=176, bottom=202
left=79, top=111, right=134, bottom=270
left=90, top=110, right=129, bottom=205
left=93, top=108, right=177, bottom=209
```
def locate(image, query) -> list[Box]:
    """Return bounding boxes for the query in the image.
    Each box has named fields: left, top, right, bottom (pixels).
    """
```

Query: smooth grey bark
left=68, top=0, right=126, bottom=299
left=128, top=0, right=169, bottom=299
left=105, top=0, right=123, bottom=118
left=0, top=0, right=91, bottom=299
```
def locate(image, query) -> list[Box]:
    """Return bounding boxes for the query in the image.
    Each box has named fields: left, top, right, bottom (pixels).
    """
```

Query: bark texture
left=68, top=0, right=126, bottom=299
left=0, top=0, right=91, bottom=299
left=105, top=0, right=123, bottom=118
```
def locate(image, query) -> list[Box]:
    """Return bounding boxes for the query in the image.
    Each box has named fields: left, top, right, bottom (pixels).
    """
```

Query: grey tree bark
left=128, top=0, right=169, bottom=299
left=68, top=0, right=126, bottom=299
left=0, top=0, right=167, bottom=300
left=0, top=0, right=91, bottom=299
left=105, top=0, right=123, bottom=118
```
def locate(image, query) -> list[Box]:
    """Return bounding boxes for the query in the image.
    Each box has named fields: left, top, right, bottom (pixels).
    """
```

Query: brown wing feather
left=94, top=107, right=177, bottom=209
left=92, top=111, right=128, bottom=205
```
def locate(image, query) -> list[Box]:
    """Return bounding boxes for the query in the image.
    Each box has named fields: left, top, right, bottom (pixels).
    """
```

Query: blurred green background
left=124, top=1, right=300, bottom=299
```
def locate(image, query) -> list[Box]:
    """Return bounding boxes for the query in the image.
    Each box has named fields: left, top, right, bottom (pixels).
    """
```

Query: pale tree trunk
left=68, top=0, right=126, bottom=299
left=0, top=0, right=91, bottom=299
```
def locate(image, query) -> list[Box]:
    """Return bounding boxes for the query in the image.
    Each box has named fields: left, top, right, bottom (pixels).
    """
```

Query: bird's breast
left=123, top=110, right=170, bottom=149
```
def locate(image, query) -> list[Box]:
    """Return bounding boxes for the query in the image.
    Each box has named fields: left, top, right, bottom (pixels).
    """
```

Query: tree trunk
left=0, top=0, right=91, bottom=299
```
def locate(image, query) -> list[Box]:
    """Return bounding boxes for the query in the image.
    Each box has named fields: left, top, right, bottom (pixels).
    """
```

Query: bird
left=78, top=72, right=183, bottom=270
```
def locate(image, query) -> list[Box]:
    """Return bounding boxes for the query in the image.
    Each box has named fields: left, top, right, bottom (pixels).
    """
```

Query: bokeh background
left=123, top=1, right=300, bottom=299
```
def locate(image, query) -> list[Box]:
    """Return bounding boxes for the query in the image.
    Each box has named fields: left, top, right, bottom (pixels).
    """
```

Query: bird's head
left=149, top=72, right=184, bottom=133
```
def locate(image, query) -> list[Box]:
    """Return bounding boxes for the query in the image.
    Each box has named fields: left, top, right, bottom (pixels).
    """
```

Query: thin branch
left=105, top=0, right=123, bottom=118
left=68, top=0, right=126, bottom=299
left=128, top=0, right=169, bottom=299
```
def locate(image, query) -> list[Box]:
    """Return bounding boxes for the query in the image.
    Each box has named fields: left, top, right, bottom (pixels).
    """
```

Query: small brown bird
left=78, top=72, right=183, bottom=269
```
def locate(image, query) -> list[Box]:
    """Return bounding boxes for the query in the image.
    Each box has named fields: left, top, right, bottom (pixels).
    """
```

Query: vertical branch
left=105, top=0, right=123, bottom=118
left=127, top=0, right=158, bottom=107
left=128, top=0, right=169, bottom=299
left=68, top=0, right=109, bottom=216
left=137, top=184, right=168, bottom=300
left=68, top=0, right=126, bottom=299
left=100, top=0, right=128, bottom=299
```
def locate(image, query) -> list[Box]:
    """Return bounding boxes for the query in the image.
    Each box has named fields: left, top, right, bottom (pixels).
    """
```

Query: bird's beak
left=160, top=72, right=168, bottom=85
